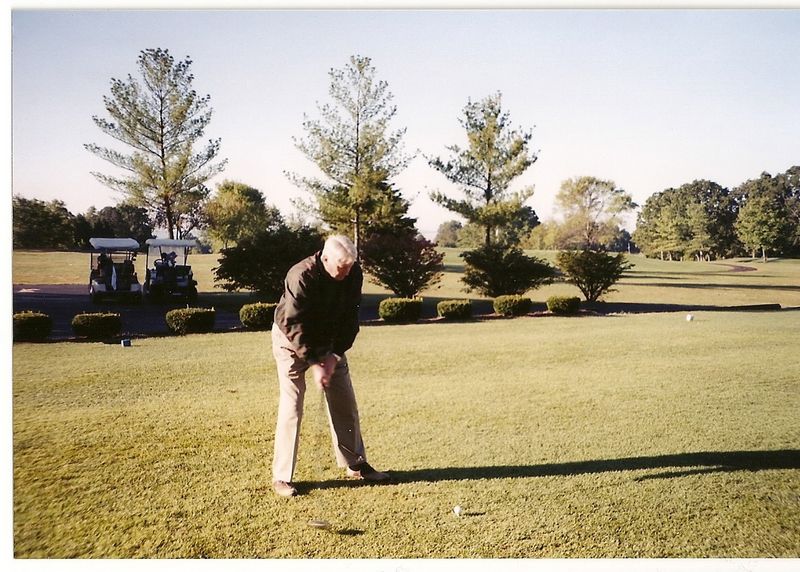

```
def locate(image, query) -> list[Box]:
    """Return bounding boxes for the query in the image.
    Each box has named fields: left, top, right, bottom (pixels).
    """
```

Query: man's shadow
left=300, top=449, right=800, bottom=491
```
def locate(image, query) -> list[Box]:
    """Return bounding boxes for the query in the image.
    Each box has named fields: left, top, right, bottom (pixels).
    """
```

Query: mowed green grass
left=13, top=311, right=800, bottom=558
left=12, top=249, right=800, bottom=310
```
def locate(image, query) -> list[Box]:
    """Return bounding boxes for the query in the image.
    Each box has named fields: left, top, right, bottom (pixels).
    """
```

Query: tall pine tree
left=85, top=48, right=226, bottom=239
left=428, top=92, right=538, bottom=247
left=289, top=55, right=410, bottom=251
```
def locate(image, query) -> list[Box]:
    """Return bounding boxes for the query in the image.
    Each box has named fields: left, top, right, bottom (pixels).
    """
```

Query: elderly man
left=270, top=234, right=389, bottom=497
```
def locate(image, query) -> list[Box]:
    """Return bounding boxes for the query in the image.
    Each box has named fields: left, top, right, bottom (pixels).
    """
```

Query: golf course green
left=11, top=251, right=800, bottom=557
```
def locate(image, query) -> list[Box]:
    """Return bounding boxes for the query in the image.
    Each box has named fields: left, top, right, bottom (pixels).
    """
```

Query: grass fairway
left=13, top=250, right=800, bottom=313
left=12, top=311, right=800, bottom=558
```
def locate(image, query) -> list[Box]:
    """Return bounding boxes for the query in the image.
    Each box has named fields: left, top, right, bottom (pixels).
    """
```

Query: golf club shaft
left=318, top=386, right=327, bottom=480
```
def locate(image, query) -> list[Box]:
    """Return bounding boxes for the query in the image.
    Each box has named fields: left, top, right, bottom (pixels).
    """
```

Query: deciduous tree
left=204, top=180, right=282, bottom=250
left=634, top=180, right=737, bottom=260
left=555, top=176, right=636, bottom=250
left=435, top=220, right=462, bottom=248
left=735, top=193, right=788, bottom=262
left=74, top=204, right=153, bottom=249
left=13, top=196, right=76, bottom=250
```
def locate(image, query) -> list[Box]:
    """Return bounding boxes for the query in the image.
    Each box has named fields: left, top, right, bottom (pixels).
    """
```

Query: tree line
left=12, top=197, right=153, bottom=250
left=633, top=170, right=800, bottom=262
left=436, top=168, right=800, bottom=264
left=13, top=47, right=798, bottom=303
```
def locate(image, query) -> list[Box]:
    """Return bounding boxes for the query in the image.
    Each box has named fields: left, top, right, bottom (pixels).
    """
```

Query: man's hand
left=310, top=354, right=338, bottom=390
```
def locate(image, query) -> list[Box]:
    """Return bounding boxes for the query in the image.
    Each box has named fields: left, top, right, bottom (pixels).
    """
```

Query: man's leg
left=271, top=324, right=308, bottom=485
left=324, top=355, right=367, bottom=468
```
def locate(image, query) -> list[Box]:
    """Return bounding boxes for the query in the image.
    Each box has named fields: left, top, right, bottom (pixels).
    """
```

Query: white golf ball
left=686, top=314, right=694, bottom=322
left=453, top=505, right=462, bottom=516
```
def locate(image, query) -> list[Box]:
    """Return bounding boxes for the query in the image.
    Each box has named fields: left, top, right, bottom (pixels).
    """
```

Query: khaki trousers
left=271, top=323, right=366, bottom=483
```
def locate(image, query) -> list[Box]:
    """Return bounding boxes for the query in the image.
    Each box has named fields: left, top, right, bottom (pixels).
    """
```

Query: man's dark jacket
left=274, top=251, right=362, bottom=364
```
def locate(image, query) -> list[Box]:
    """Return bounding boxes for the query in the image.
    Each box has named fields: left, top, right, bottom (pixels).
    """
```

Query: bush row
left=13, top=294, right=586, bottom=342
left=13, top=307, right=219, bottom=341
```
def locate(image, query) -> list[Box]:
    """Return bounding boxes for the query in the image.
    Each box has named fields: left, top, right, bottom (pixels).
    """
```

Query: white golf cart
left=143, top=238, right=199, bottom=302
left=88, top=237, right=143, bottom=304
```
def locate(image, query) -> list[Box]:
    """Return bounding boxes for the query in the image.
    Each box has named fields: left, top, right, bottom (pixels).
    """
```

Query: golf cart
left=88, top=238, right=143, bottom=304
left=143, top=238, right=199, bottom=302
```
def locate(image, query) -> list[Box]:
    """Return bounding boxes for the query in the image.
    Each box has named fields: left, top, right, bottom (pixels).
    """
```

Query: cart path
left=13, top=283, right=241, bottom=339
left=711, top=262, right=758, bottom=272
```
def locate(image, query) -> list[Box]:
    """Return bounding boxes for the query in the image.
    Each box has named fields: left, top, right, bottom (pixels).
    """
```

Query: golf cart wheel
left=188, top=288, right=198, bottom=303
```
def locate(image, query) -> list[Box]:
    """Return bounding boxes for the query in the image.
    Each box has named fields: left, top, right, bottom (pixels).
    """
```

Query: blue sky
left=10, top=7, right=800, bottom=237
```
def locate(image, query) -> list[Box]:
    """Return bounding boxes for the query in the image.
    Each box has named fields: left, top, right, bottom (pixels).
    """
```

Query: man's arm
left=280, top=269, right=332, bottom=364
left=332, top=265, right=362, bottom=356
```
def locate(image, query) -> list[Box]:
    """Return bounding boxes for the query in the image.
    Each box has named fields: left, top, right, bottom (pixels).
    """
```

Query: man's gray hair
left=322, top=234, right=357, bottom=263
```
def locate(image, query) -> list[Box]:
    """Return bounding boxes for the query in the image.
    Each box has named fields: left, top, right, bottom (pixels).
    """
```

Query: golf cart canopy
left=89, top=238, right=140, bottom=251
left=145, top=239, right=199, bottom=249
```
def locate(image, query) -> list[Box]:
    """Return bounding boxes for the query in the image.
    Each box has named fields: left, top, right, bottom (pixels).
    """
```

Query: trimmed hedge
left=13, top=311, right=52, bottom=342
left=493, top=295, right=532, bottom=317
left=379, top=297, right=423, bottom=324
left=546, top=295, right=581, bottom=315
left=71, top=312, right=122, bottom=339
left=239, top=302, right=277, bottom=330
left=166, top=307, right=216, bottom=335
left=436, top=299, right=472, bottom=320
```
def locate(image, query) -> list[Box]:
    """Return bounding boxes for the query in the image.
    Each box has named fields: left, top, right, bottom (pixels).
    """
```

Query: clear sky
left=10, top=5, right=800, bottom=238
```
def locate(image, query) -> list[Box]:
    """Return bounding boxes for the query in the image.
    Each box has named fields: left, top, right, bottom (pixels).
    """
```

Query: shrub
left=361, top=230, right=445, bottom=298
left=214, top=224, right=324, bottom=300
left=239, top=302, right=277, bottom=330
left=378, top=297, right=423, bottom=324
left=13, top=311, right=52, bottom=342
left=493, top=295, right=532, bottom=317
left=461, top=244, right=556, bottom=297
left=556, top=250, right=632, bottom=302
left=166, top=307, right=216, bottom=335
left=71, top=312, right=122, bottom=339
left=436, top=299, right=473, bottom=320
left=546, top=295, right=581, bottom=315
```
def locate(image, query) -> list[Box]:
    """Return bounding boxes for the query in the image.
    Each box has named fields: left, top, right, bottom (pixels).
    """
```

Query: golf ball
left=453, top=505, right=462, bottom=516
left=686, top=314, right=694, bottom=322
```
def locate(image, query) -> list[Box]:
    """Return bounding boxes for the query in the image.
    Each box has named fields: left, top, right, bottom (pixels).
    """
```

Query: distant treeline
left=632, top=167, right=799, bottom=261
left=436, top=166, right=799, bottom=261
left=12, top=197, right=154, bottom=250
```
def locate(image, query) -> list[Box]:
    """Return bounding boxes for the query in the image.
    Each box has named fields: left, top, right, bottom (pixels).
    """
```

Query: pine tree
left=289, top=55, right=409, bottom=251
left=428, top=92, right=538, bottom=247
left=85, top=48, right=226, bottom=239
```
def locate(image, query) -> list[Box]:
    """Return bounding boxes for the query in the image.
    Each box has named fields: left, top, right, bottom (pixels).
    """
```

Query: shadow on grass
left=302, top=449, right=800, bottom=490
left=621, top=282, right=800, bottom=291
left=389, top=449, right=800, bottom=484
left=593, top=301, right=787, bottom=313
